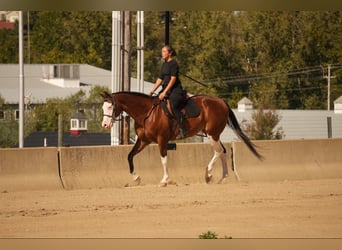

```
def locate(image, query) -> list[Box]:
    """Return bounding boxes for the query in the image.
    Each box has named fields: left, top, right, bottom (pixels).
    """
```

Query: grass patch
left=199, top=230, right=232, bottom=239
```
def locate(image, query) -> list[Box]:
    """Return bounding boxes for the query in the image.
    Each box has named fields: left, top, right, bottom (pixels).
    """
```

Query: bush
left=199, top=231, right=218, bottom=239
left=242, top=107, right=285, bottom=140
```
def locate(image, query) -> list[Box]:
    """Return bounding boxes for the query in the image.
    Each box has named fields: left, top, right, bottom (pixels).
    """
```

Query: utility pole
left=111, top=11, right=122, bottom=145
left=324, top=64, right=336, bottom=111
left=165, top=11, right=170, bottom=45
left=137, top=11, right=144, bottom=93
left=27, top=10, right=30, bottom=64
left=19, top=11, right=24, bottom=148
left=122, top=11, right=131, bottom=145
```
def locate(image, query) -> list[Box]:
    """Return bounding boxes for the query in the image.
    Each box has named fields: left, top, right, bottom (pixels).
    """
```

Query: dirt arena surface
left=1, top=178, right=342, bottom=238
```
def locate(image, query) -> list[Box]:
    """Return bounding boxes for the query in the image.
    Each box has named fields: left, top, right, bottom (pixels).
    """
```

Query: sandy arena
left=1, top=178, right=342, bottom=238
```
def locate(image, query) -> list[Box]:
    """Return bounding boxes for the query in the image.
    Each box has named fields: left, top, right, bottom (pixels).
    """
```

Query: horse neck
left=114, top=92, right=153, bottom=120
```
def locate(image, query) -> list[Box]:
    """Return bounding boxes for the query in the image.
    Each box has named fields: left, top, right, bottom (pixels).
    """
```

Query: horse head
left=100, top=92, right=117, bottom=129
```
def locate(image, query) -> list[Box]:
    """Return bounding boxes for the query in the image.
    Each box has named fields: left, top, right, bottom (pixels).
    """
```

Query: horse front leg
left=128, top=137, right=149, bottom=186
left=158, top=140, right=169, bottom=187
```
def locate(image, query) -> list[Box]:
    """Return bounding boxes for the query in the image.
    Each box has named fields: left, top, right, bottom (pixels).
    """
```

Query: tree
left=0, top=94, right=19, bottom=147
left=1, top=11, right=341, bottom=110
left=0, top=22, right=18, bottom=63
left=30, top=11, right=112, bottom=69
left=26, top=86, right=110, bottom=133
left=242, top=107, right=285, bottom=140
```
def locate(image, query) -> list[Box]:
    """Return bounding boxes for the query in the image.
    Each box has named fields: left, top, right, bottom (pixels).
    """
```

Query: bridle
left=103, top=98, right=123, bottom=122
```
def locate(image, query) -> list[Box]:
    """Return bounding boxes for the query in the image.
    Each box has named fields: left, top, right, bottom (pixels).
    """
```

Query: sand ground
left=1, top=178, right=342, bottom=238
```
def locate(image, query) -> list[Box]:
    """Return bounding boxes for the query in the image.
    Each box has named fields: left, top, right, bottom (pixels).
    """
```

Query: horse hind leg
left=206, top=135, right=228, bottom=184
left=218, top=142, right=229, bottom=184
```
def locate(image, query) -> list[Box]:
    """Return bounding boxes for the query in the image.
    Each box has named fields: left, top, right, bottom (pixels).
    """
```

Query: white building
left=237, top=96, right=253, bottom=112
left=334, top=95, right=342, bottom=114
left=0, top=11, right=19, bottom=22
left=0, top=63, right=154, bottom=105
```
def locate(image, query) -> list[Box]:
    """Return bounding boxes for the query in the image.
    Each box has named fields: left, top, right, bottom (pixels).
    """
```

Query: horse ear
left=105, top=92, right=112, bottom=98
left=101, top=92, right=113, bottom=102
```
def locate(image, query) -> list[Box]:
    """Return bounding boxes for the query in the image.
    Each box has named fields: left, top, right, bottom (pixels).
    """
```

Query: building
left=0, top=64, right=155, bottom=123
left=0, top=11, right=19, bottom=22
left=237, top=96, right=253, bottom=112
left=0, top=63, right=155, bottom=147
left=218, top=109, right=342, bottom=142
left=334, top=95, right=342, bottom=114
left=70, top=110, right=88, bottom=136
left=0, top=64, right=154, bottom=105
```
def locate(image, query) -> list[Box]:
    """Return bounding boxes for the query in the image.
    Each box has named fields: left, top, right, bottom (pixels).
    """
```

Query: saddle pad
left=161, top=97, right=200, bottom=119
left=183, top=97, right=200, bottom=119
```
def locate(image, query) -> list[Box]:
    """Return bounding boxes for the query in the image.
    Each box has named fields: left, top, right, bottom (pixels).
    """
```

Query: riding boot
left=176, top=112, right=187, bottom=139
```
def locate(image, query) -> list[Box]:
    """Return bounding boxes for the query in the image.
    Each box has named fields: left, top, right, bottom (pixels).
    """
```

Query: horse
left=101, top=91, right=262, bottom=186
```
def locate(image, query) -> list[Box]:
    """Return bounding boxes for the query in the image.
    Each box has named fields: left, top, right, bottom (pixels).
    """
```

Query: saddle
left=161, top=95, right=200, bottom=120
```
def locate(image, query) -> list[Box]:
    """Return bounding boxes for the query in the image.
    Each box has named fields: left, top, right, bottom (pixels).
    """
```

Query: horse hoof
left=205, top=174, right=213, bottom=184
left=134, top=176, right=141, bottom=186
left=217, top=178, right=226, bottom=184
left=159, top=182, right=168, bottom=187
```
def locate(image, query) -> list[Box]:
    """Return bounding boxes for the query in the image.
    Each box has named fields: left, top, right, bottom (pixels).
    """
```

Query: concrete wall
left=59, top=143, right=232, bottom=189
left=0, top=147, right=63, bottom=191
left=232, top=138, right=342, bottom=182
left=1, top=139, right=341, bottom=191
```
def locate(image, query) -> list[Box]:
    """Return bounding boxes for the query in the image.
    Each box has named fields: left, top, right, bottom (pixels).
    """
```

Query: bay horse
left=101, top=91, right=262, bottom=186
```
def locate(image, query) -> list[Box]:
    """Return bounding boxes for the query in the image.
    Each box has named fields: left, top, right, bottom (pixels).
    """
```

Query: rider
left=149, top=45, right=187, bottom=138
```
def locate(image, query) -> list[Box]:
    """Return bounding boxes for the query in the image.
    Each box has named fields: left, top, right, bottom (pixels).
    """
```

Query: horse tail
left=225, top=102, right=263, bottom=160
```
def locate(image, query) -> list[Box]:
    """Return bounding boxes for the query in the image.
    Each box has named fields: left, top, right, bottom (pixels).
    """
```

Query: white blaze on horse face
left=101, top=101, right=114, bottom=129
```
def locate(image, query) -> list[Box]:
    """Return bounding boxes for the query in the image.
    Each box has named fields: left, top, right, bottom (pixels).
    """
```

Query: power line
left=220, top=85, right=324, bottom=97
left=200, top=64, right=342, bottom=86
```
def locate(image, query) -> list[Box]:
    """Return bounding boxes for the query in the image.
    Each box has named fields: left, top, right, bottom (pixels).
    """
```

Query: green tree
left=27, top=86, right=110, bottom=133
left=31, top=90, right=86, bottom=132
left=30, top=11, right=112, bottom=69
left=0, top=95, right=18, bottom=147
left=84, top=85, right=111, bottom=132
left=242, top=107, right=285, bottom=140
left=0, top=23, right=18, bottom=63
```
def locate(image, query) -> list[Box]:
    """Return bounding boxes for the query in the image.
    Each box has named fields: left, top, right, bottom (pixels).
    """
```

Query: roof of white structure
left=238, top=96, right=253, bottom=105
left=0, top=64, right=155, bottom=104
left=218, top=109, right=342, bottom=142
left=334, top=95, right=342, bottom=104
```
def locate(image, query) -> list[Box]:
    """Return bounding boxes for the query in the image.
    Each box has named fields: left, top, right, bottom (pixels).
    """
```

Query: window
left=53, top=65, right=58, bottom=78
left=71, top=119, right=78, bottom=129
left=44, top=64, right=80, bottom=80
left=79, top=120, right=87, bottom=129
left=15, top=110, right=19, bottom=120
left=0, top=110, right=4, bottom=120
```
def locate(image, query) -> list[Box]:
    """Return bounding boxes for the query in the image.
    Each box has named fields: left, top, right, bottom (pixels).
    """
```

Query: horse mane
left=115, top=91, right=154, bottom=100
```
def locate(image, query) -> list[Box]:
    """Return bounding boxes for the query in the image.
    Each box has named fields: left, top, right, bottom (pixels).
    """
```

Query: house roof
left=334, top=95, right=342, bottom=104
left=71, top=112, right=87, bottom=120
left=0, top=64, right=155, bottom=104
left=238, top=97, right=253, bottom=105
